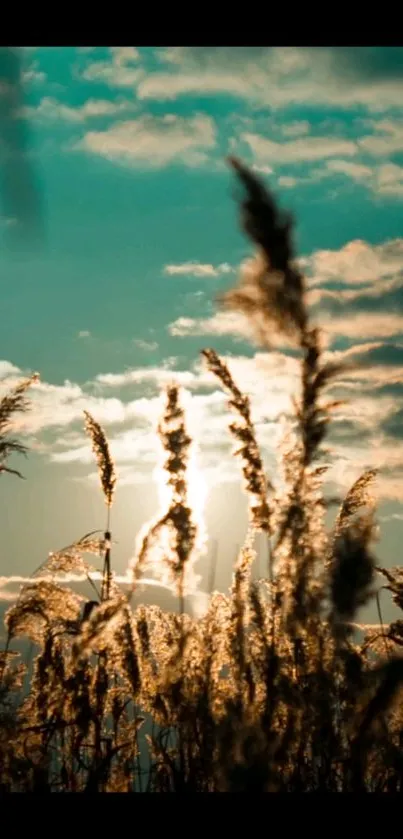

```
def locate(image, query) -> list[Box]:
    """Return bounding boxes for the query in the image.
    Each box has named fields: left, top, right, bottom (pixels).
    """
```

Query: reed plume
left=334, top=469, right=378, bottom=536
left=84, top=411, right=116, bottom=510
left=0, top=372, right=39, bottom=477
left=221, top=156, right=307, bottom=346
left=132, top=384, right=200, bottom=604
left=202, top=348, right=272, bottom=537
left=84, top=411, right=116, bottom=601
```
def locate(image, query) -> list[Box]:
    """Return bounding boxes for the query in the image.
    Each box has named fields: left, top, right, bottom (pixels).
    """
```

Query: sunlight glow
left=129, top=388, right=208, bottom=594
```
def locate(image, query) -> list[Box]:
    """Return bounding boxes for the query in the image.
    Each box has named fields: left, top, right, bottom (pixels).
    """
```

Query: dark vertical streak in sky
left=0, top=47, right=45, bottom=247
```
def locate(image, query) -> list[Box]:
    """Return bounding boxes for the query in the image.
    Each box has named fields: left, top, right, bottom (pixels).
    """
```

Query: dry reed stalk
left=84, top=411, right=116, bottom=601
left=0, top=372, right=39, bottom=477
left=132, top=384, right=200, bottom=610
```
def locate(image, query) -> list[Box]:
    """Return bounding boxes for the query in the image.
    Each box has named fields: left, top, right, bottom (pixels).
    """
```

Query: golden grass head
left=335, top=469, right=378, bottom=535
left=222, top=157, right=307, bottom=347
left=83, top=410, right=116, bottom=507
left=0, top=372, right=40, bottom=477
left=131, top=383, right=202, bottom=597
left=202, top=348, right=271, bottom=534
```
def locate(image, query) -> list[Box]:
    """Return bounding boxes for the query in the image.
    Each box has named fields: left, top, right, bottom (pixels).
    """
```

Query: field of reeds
left=1, top=158, right=403, bottom=793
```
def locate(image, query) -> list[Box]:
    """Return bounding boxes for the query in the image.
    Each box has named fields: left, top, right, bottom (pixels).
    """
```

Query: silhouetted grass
left=1, top=161, right=402, bottom=793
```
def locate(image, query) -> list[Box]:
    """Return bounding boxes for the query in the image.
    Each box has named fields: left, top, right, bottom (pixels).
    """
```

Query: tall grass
left=1, top=160, right=403, bottom=792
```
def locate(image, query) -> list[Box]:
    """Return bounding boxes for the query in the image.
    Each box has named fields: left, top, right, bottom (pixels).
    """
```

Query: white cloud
left=375, top=163, right=403, bottom=197
left=327, top=438, right=403, bottom=503
left=82, top=47, right=142, bottom=87
left=135, top=47, right=403, bottom=112
left=23, top=65, right=46, bottom=85
left=313, top=158, right=403, bottom=198
left=242, top=132, right=357, bottom=165
left=0, top=360, right=21, bottom=379
left=325, top=159, right=373, bottom=181
left=167, top=239, right=403, bottom=347
left=380, top=512, right=403, bottom=522
left=281, top=120, right=311, bottom=137
left=168, top=311, right=256, bottom=343
left=251, top=164, right=273, bottom=175
left=359, top=119, right=403, bottom=156
left=138, top=71, right=262, bottom=102
left=305, top=238, right=403, bottom=286
left=0, top=376, right=162, bottom=436
left=76, top=114, right=216, bottom=168
left=25, top=96, right=137, bottom=123
left=78, top=330, right=91, bottom=339
left=110, top=47, right=140, bottom=65
left=0, top=572, right=210, bottom=615
left=51, top=424, right=159, bottom=469
left=332, top=395, right=398, bottom=430
left=277, top=175, right=298, bottom=188
left=308, top=273, right=403, bottom=307
left=164, top=262, right=232, bottom=278
left=95, top=367, right=197, bottom=389
left=321, top=313, right=403, bottom=341
left=170, top=309, right=403, bottom=347
left=304, top=239, right=403, bottom=339
left=46, top=355, right=299, bottom=484
left=83, top=64, right=143, bottom=87
left=133, top=339, right=158, bottom=351
left=308, top=153, right=403, bottom=198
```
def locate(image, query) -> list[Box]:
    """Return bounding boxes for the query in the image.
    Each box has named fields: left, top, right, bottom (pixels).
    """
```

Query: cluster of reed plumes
left=1, top=158, right=403, bottom=793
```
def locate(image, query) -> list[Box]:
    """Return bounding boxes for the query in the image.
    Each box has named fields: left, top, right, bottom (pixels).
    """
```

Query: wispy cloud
left=22, top=62, right=47, bottom=86
left=168, top=238, right=403, bottom=347
left=95, top=367, right=197, bottom=389
left=83, top=64, right=142, bottom=87
left=81, top=47, right=142, bottom=88
left=304, top=238, right=403, bottom=286
left=138, top=70, right=258, bottom=102
left=379, top=512, right=403, bottom=522
left=169, top=310, right=403, bottom=346
left=24, top=96, right=137, bottom=123
left=164, top=261, right=232, bottom=278
left=375, top=163, right=403, bottom=197
left=133, top=339, right=159, bottom=352
left=308, top=275, right=403, bottom=311
left=238, top=125, right=403, bottom=190
left=134, top=47, right=403, bottom=111
left=251, top=164, right=273, bottom=175
left=324, top=159, right=373, bottom=181
left=311, top=159, right=403, bottom=197
left=280, top=120, right=311, bottom=137
left=0, top=572, right=210, bottom=615
left=359, top=118, right=403, bottom=156
left=277, top=175, right=298, bottom=188
left=168, top=311, right=256, bottom=343
left=110, top=47, right=141, bottom=65
left=0, top=360, right=21, bottom=379
left=0, top=377, right=149, bottom=434
left=242, top=132, right=357, bottom=165
left=76, top=114, right=216, bottom=168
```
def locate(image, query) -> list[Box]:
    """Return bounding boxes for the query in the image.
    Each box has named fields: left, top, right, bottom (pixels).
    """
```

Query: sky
left=0, top=46, right=403, bottom=620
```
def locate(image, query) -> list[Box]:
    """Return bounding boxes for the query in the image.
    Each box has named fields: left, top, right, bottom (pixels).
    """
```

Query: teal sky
left=1, top=46, right=403, bottom=621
